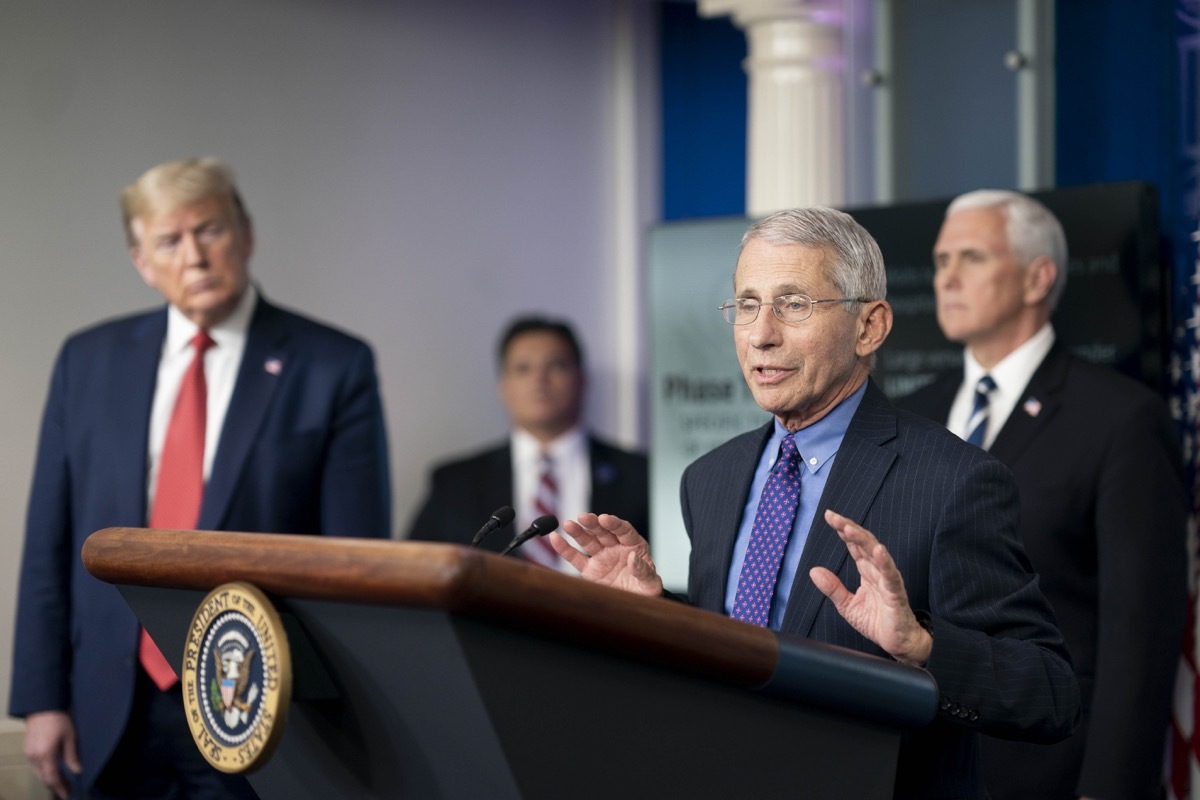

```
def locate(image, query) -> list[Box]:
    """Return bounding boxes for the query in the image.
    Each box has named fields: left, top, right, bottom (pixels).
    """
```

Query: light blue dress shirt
left=723, top=381, right=867, bottom=630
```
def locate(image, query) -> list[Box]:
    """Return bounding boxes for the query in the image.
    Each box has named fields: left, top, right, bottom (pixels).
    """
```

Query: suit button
left=939, top=698, right=951, bottom=711
left=968, top=710, right=979, bottom=722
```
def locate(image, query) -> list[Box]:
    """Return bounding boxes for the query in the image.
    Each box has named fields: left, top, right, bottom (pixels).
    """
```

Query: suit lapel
left=715, top=424, right=772, bottom=565
left=483, top=445, right=514, bottom=517
left=779, top=381, right=899, bottom=637
left=199, top=299, right=287, bottom=530
left=690, top=423, right=771, bottom=615
left=989, top=346, right=1065, bottom=464
left=118, top=310, right=169, bottom=525
left=468, top=445, right=516, bottom=553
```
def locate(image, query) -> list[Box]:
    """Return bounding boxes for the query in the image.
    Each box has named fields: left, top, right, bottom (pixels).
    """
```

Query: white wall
left=0, top=0, right=659, bottom=742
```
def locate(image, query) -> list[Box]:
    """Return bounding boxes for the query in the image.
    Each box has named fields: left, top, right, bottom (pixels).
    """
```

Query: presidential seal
left=182, top=582, right=291, bottom=773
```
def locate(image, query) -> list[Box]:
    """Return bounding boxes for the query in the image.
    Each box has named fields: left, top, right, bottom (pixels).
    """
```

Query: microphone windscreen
left=470, top=505, right=517, bottom=547
left=530, top=514, right=558, bottom=534
left=499, top=514, right=560, bottom=556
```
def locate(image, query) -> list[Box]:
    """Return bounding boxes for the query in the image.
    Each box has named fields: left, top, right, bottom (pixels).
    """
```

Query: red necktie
left=523, top=453, right=563, bottom=568
left=139, top=330, right=215, bottom=690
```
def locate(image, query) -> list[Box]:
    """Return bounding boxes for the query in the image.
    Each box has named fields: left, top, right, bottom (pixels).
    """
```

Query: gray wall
left=0, top=0, right=659, bottom=733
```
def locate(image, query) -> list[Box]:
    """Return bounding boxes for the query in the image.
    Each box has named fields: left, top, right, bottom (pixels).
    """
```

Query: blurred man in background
left=900, top=189, right=1186, bottom=800
left=10, top=157, right=391, bottom=798
left=408, top=315, right=648, bottom=565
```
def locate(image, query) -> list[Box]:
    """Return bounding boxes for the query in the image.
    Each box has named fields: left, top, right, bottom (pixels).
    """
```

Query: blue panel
left=659, top=3, right=747, bottom=220
left=1055, top=0, right=1178, bottom=222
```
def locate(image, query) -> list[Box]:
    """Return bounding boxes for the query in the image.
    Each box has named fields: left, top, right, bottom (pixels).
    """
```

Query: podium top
left=83, top=527, right=936, bottom=729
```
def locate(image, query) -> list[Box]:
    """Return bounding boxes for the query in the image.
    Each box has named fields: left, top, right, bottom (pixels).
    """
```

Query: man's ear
left=856, top=300, right=894, bottom=358
left=130, top=245, right=157, bottom=289
left=1024, top=255, right=1057, bottom=306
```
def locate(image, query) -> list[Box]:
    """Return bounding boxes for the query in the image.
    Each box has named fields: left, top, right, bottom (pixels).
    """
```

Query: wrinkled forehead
left=733, top=240, right=835, bottom=295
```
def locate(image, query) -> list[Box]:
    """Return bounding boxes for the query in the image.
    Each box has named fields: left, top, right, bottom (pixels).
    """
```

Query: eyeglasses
left=719, top=294, right=871, bottom=325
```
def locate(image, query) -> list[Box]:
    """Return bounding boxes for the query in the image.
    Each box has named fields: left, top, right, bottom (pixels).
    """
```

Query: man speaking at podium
left=552, top=207, right=1079, bottom=799
left=9, top=158, right=391, bottom=799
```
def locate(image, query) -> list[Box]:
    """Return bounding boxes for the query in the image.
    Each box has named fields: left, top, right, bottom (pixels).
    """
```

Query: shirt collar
left=964, top=322, right=1055, bottom=395
left=165, top=284, right=258, bottom=353
left=512, top=425, right=587, bottom=464
left=769, top=380, right=867, bottom=475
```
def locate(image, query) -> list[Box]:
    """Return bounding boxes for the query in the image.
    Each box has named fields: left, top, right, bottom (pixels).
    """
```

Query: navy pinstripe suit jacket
left=680, top=379, right=1079, bottom=799
left=900, top=346, right=1186, bottom=799
left=9, top=296, right=392, bottom=792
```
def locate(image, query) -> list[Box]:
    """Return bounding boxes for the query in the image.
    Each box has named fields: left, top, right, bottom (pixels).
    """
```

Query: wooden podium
left=83, top=528, right=937, bottom=799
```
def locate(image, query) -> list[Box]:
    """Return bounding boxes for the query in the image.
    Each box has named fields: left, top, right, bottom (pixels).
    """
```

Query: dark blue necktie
left=731, top=435, right=802, bottom=627
left=965, top=375, right=997, bottom=448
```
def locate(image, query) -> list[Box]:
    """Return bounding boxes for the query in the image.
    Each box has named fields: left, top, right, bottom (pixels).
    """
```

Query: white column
left=1013, top=0, right=1056, bottom=191
left=699, top=0, right=847, bottom=216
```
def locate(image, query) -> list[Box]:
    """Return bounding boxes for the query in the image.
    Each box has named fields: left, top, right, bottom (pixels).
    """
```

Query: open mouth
left=753, top=367, right=794, bottom=382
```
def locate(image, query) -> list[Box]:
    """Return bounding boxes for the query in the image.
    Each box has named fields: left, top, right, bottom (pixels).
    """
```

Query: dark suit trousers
left=88, top=668, right=259, bottom=800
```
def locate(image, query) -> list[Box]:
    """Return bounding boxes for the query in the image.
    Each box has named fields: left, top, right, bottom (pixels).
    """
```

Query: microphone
left=499, top=514, right=559, bottom=557
left=470, top=506, right=515, bottom=547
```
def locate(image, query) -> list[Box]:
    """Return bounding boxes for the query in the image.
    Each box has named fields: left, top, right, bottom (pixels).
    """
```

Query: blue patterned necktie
left=965, top=375, right=997, bottom=448
left=731, top=435, right=802, bottom=627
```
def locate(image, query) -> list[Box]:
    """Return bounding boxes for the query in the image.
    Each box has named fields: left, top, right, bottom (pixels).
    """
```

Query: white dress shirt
left=146, top=285, right=257, bottom=508
left=948, top=323, right=1055, bottom=450
left=511, top=426, right=589, bottom=572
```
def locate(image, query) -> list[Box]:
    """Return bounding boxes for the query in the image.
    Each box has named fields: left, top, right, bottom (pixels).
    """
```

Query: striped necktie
left=523, top=452, right=563, bottom=568
left=965, top=375, right=997, bottom=448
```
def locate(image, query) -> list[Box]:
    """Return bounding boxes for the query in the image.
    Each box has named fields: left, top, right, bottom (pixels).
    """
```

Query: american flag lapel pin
left=1023, top=396, right=1042, bottom=417
left=264, top=357, right=283, bottom=376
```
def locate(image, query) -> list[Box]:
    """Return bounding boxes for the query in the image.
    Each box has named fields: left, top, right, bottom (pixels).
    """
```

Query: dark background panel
left=851, top=182, right=1166, bottom=399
